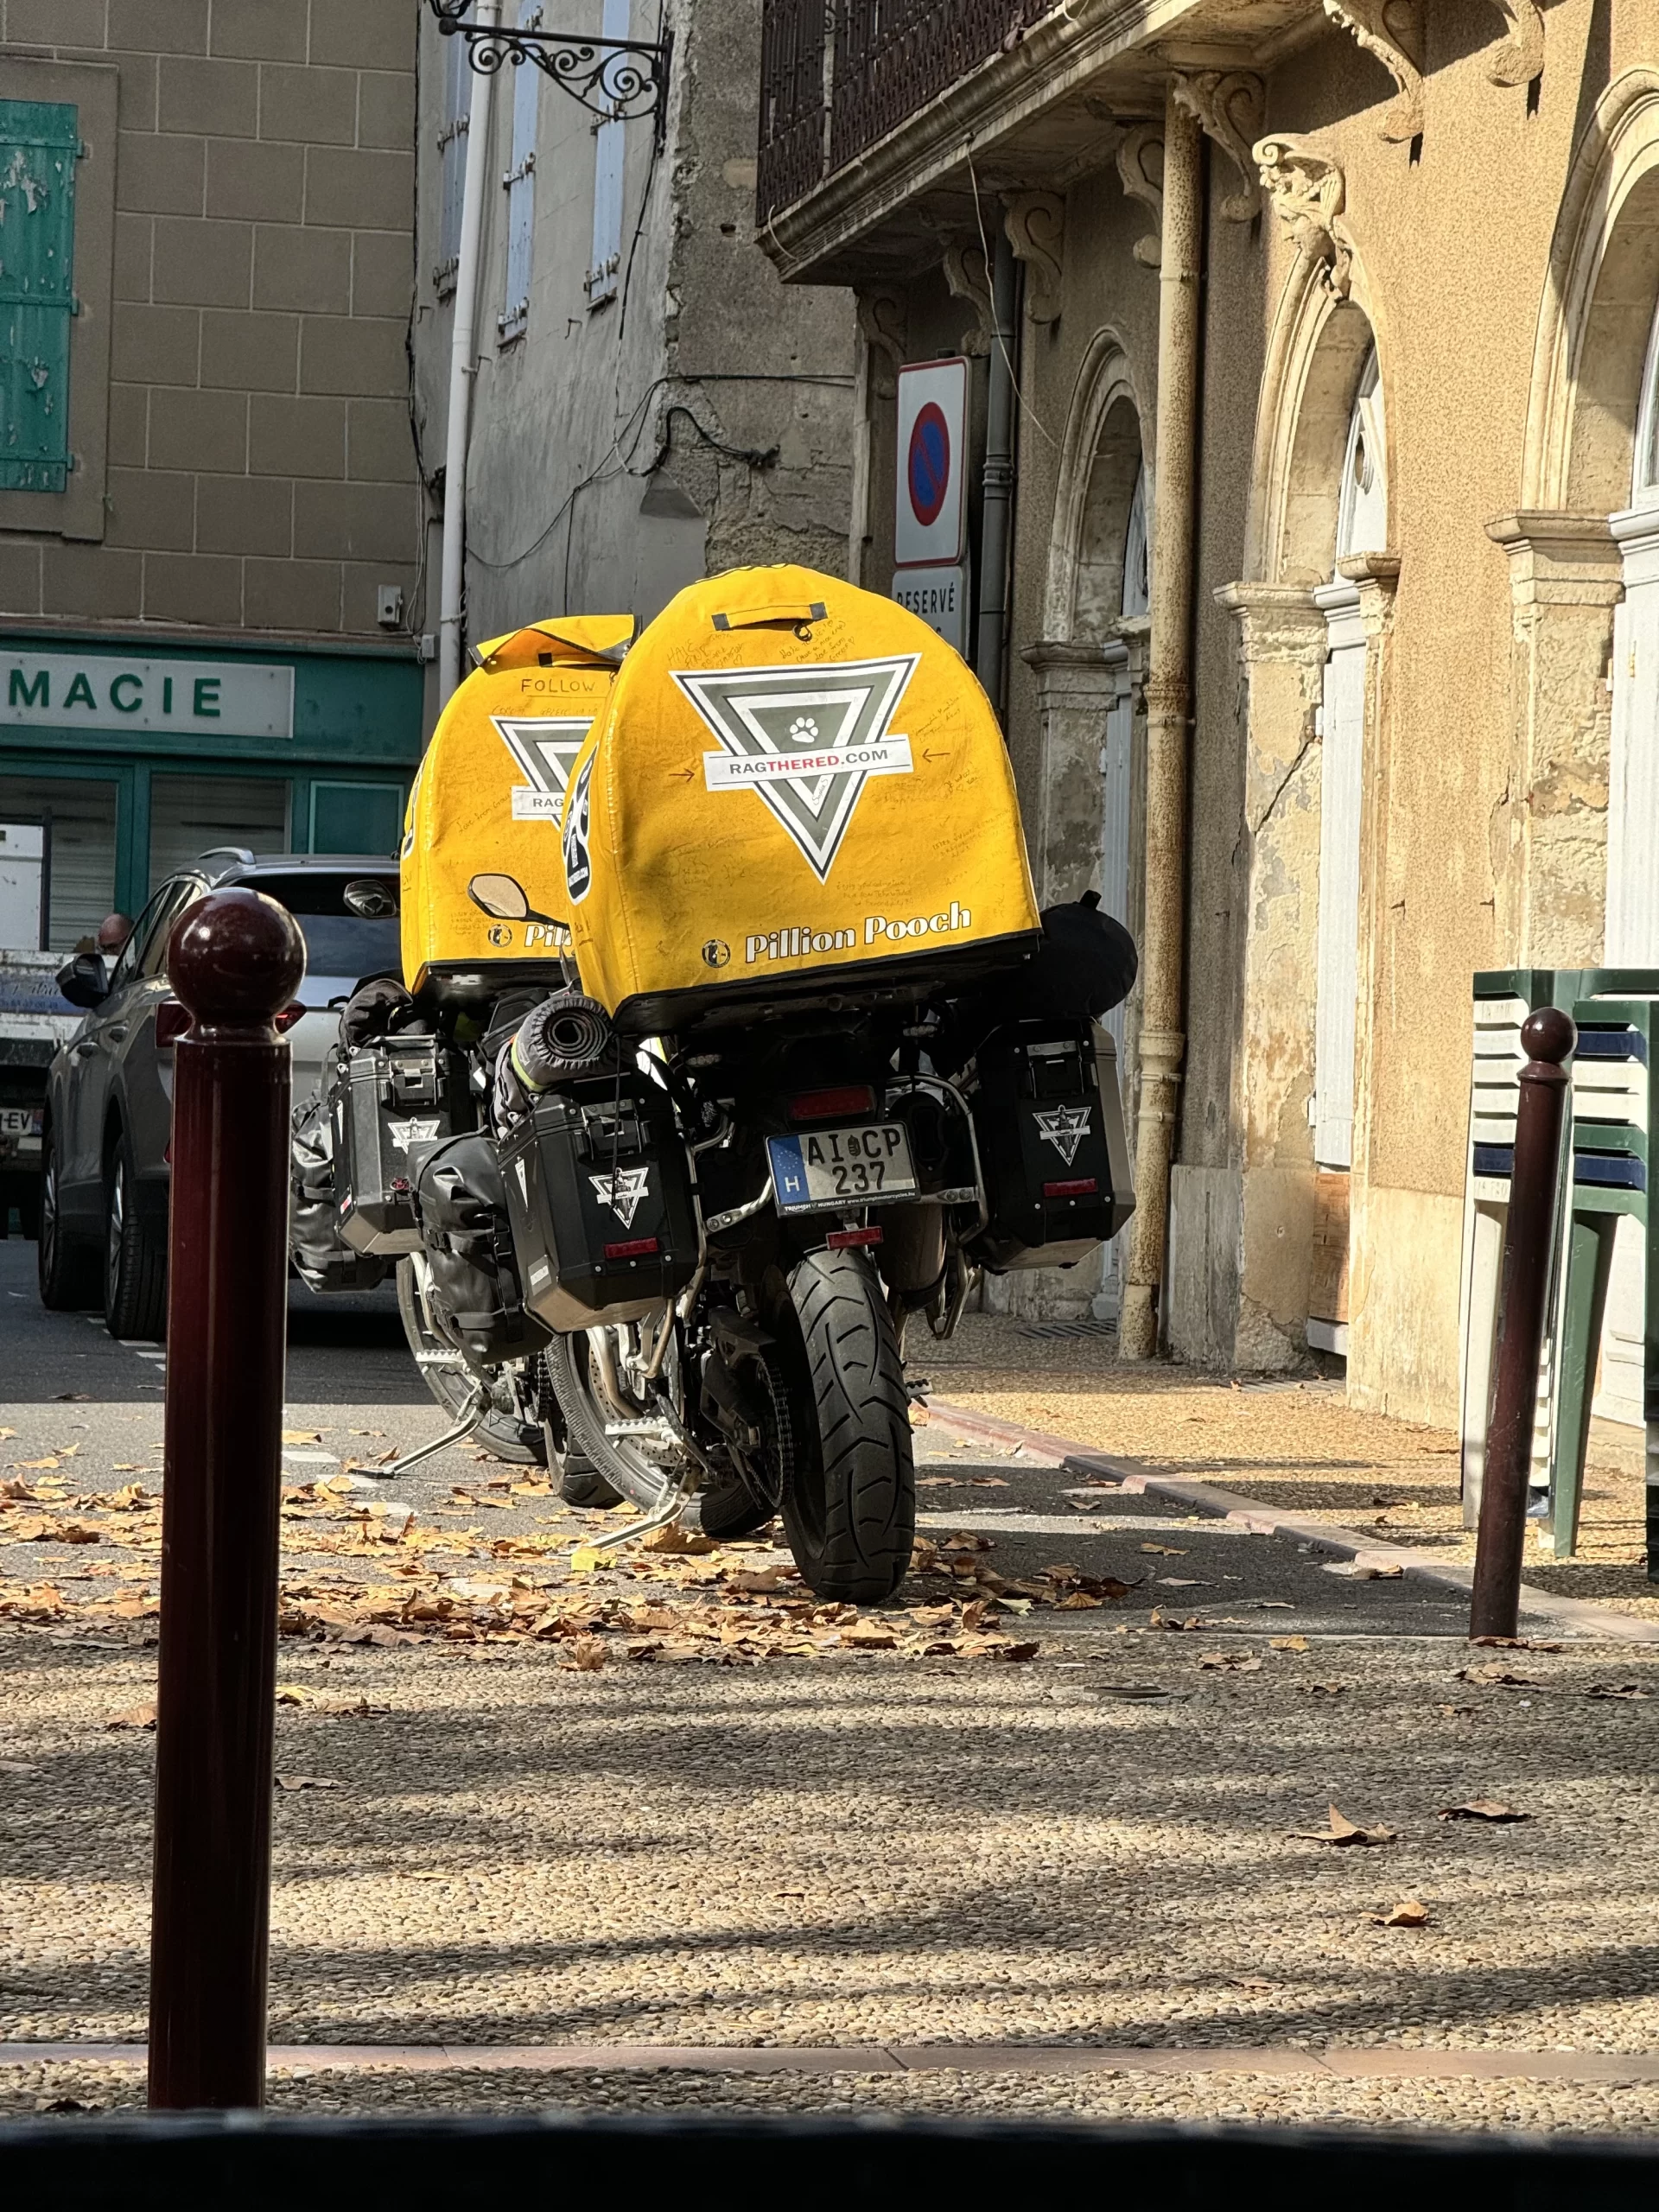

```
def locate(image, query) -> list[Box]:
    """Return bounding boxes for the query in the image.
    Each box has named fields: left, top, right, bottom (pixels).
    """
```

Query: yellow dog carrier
left=561, top=567, right=1040, bottom=1032
left=401, top=614, right=632, bottom=995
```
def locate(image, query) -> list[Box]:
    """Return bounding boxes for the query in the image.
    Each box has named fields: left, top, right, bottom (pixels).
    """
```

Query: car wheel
left=37, top=1125, right=101, bottom=1311
left=104, top=1126, right=168, bottom=1342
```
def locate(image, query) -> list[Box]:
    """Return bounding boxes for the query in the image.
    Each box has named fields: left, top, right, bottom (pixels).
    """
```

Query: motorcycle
left=296, top=575, right=1136, bottom=1604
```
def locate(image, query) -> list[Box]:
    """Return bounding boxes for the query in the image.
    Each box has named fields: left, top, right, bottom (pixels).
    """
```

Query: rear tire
left=103, top=1127, right=168, bottom=1342
left=395, top=1256, right=545, bottom=1464
left=777, top=1249, right=914, bottom=1605
left=37, top=1127, right=99, bottom=1311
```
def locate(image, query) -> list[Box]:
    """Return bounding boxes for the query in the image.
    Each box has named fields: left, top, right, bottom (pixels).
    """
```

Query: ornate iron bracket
left=428, top=1, right=671, bottom=135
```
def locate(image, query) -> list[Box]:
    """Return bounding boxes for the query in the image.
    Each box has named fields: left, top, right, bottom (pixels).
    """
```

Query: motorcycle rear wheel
left=775, top=1249, right=915, bottom=1605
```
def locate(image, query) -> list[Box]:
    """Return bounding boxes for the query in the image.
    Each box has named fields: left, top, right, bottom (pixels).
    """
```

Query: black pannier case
left=969, top=1019, right=1134, bottom=1272
left=332, top=1035, right=464, bottom=1257
left=412, top=1134, right=548, bottom=1367
left=499, top=1074, right=698, bottom=1332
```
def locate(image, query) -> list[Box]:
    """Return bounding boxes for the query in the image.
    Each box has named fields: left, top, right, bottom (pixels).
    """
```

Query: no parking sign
left=894, top=356, right=967, bottom=568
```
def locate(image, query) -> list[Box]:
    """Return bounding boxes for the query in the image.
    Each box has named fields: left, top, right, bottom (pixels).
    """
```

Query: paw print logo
left=787, top=715, right=820, bottom=744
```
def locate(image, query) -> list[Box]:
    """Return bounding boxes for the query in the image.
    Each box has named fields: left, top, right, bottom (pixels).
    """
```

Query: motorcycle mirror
left=467, top=873, right=531, bottom=922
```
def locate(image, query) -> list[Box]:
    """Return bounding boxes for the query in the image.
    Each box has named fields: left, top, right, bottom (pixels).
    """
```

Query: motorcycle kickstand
left=366, top=1379, right=490, bottom=1480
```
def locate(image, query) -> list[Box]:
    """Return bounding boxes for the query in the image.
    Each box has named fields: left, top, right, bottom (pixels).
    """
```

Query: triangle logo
left=674, top=654, right=920, bottom=881
left=493, top=716, right=594, bottom=824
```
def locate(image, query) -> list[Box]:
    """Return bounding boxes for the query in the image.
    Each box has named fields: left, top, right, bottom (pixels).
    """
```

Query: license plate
left=0, top=1106, right=41, bottom=1138
left=768, top=1122, right=918, bottom=1212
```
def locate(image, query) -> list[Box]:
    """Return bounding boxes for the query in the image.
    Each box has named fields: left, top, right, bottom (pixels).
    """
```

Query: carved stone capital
left=941, top=239, right=993, bottom=357
left=1485, top=511, right=1622, bottom=606
left=1336, top=550, right=1402, bottom=633
left=1116, top=122, right=1164, bottom=270
left=1004, top=190, right=1065, bottom=323
left=1484, top=0, right=1544, bottom=89
left=1254, top=135, right=1353, bottom=297
left=1216, top=580, right=1328, bottom=664
left=855, top=290, right=906, bottom=399
left=1171, top=69, right=1263, bottom=221
left=1320, top=0, right=1422, bottom=143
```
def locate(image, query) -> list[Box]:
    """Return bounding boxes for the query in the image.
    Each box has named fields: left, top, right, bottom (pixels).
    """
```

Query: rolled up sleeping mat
left=510, top=990, right=614, bottom=1090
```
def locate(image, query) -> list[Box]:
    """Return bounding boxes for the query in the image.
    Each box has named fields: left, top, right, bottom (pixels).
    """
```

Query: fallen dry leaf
left=569, top=1546, right=616, bottom=1573
left=1586, top=1683, right=1651, bottom=1700
left=842, top=1621, right=899, bottom=1649
left=1149, top=1611, right=1211, bottom=1632
left=1198, top=1650, right=1262, bottom=1674
left=969, top=1477, right=1009, bottom=1489
left=640, top=1523, right=716, bottom=1555
left=1439, top=1798, right=1529, bottom=1823
left=274, top=1774, right=340, bottom=1792
left=1457, top=1665, right=1544, bottom=1690
left=1290, top=1804, right=1396, bottom=1847
left=281, top=1431, right=323, bottom=1446
left=1370, top=1898, right=1431, bottom=1928
left=569, top=1637, right=607, bottom=1672
left=1270, top=1636, right=1311, bottom=1653
left=106, top=1704, right=156, bottom=1732
left=1471, top=1637, right=1563, bottom=1652
left=1141, top=1543, right=1187, bottom=1556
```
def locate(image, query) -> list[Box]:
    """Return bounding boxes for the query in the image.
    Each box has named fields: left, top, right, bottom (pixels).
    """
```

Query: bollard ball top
left=1520, top=1005, right=1576, bottom=1066
left=167, top=888, right=305, bottom=1029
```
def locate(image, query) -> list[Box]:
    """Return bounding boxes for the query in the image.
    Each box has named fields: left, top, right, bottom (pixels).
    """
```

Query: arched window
left=1122, top=462, right=1149, bottom=619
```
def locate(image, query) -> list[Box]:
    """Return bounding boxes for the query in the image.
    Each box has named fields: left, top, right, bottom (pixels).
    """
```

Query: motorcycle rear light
left=155, top=999, right=190, bottom=1049
left=275, top=1002, right=305, bottom=1033
left=788, top=1084, right=875, bottom=1122
left=604, top=1236, right=659, bottom=1260
left=1043, top=1178, right=1098, bottom=1198
left=826, top=1225, right=883, bottom=1249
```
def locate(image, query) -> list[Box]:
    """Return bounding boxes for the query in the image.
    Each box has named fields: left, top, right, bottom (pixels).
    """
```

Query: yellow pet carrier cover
left=561, top=566, right=1040, bottom=1031
left=401, top=614, right=632, bottom=992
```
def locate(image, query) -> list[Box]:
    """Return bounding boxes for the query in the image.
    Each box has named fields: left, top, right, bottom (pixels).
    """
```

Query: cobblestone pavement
left=3, top=1243, right=1657, bottom=2132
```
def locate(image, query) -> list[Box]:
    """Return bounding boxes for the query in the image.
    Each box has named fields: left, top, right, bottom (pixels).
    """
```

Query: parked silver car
left=37, top=849, right=403, bottom=1338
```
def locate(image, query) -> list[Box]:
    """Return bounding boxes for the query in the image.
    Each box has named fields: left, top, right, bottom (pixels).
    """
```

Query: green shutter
left=0, top=101, right=79, bottom=495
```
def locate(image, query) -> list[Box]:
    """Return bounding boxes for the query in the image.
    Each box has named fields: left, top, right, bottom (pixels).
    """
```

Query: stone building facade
left=411, top=0, right=855, bottom=654
left=0, top=0, right=427, bottom=933
left=758, top=0, right=1659, bottom=1427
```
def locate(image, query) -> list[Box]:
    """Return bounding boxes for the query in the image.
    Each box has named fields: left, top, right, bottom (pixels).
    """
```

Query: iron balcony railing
left=758, top=0, right=1055, bottom=225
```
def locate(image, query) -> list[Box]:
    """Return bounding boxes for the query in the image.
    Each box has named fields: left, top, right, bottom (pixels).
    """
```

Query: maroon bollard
left=1469, top=1006, right=1575, bottom=1642
left=148, top=889, right=305, bottom=2111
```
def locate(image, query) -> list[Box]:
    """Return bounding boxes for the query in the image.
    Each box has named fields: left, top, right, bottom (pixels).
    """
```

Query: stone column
left=1175, top=582, right=1327, bottom=1369
left=1484, top=512, right=1620, bottom=966
left=1338, top=551, right=1402, bottom=1408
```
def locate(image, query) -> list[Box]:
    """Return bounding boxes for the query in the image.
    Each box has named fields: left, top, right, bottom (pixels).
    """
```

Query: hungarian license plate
left=768, top=1122, right=918, bottom=1212
left=0, top=1105, right=41, bottom=1139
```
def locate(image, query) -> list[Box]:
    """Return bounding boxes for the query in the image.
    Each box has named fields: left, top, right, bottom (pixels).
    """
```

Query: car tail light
left=156, top=999, right=190, bottom=1049
left=788, top=1084, right=875, bottom=1122
left=275, top=1002, right=305, bottom=1033
left=1043, top=1178, right=1098, bottom=1198
left=604, top=1236, right=659, bottom=1260
left=826, top=1225, right=883, bottom=1249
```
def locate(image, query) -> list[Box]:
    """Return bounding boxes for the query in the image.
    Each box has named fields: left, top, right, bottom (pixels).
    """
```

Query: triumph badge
left=1033, top=1103, right=1091, bottom=1167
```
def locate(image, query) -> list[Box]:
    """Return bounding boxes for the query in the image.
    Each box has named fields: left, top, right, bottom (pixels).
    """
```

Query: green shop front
left=0, top=635, right=424, bottom=952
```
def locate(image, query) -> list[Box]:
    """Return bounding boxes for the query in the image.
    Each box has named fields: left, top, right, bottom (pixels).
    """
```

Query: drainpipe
left=974, top=227, right=1019, bottom=711
left=1119, top=85, right=1203, bottom=1362
left=437, top=1, right=501, bottom=709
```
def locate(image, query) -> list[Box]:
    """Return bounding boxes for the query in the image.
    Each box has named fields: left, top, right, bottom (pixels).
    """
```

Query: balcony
left=754, top=0, right=1309, bottom=283
left=758, top=2, right=1056, bottom=231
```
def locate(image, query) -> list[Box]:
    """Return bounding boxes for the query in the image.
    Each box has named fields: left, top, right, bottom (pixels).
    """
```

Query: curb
left=923, top=1399, right=1659, bottom=1647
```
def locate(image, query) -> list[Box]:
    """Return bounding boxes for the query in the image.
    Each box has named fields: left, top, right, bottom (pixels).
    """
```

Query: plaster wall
left=411, top=0, right=855, bottom=674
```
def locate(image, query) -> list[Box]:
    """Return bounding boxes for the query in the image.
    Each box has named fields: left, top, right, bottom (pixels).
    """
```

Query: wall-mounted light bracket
left=428, top=1, right=671, bottom=137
